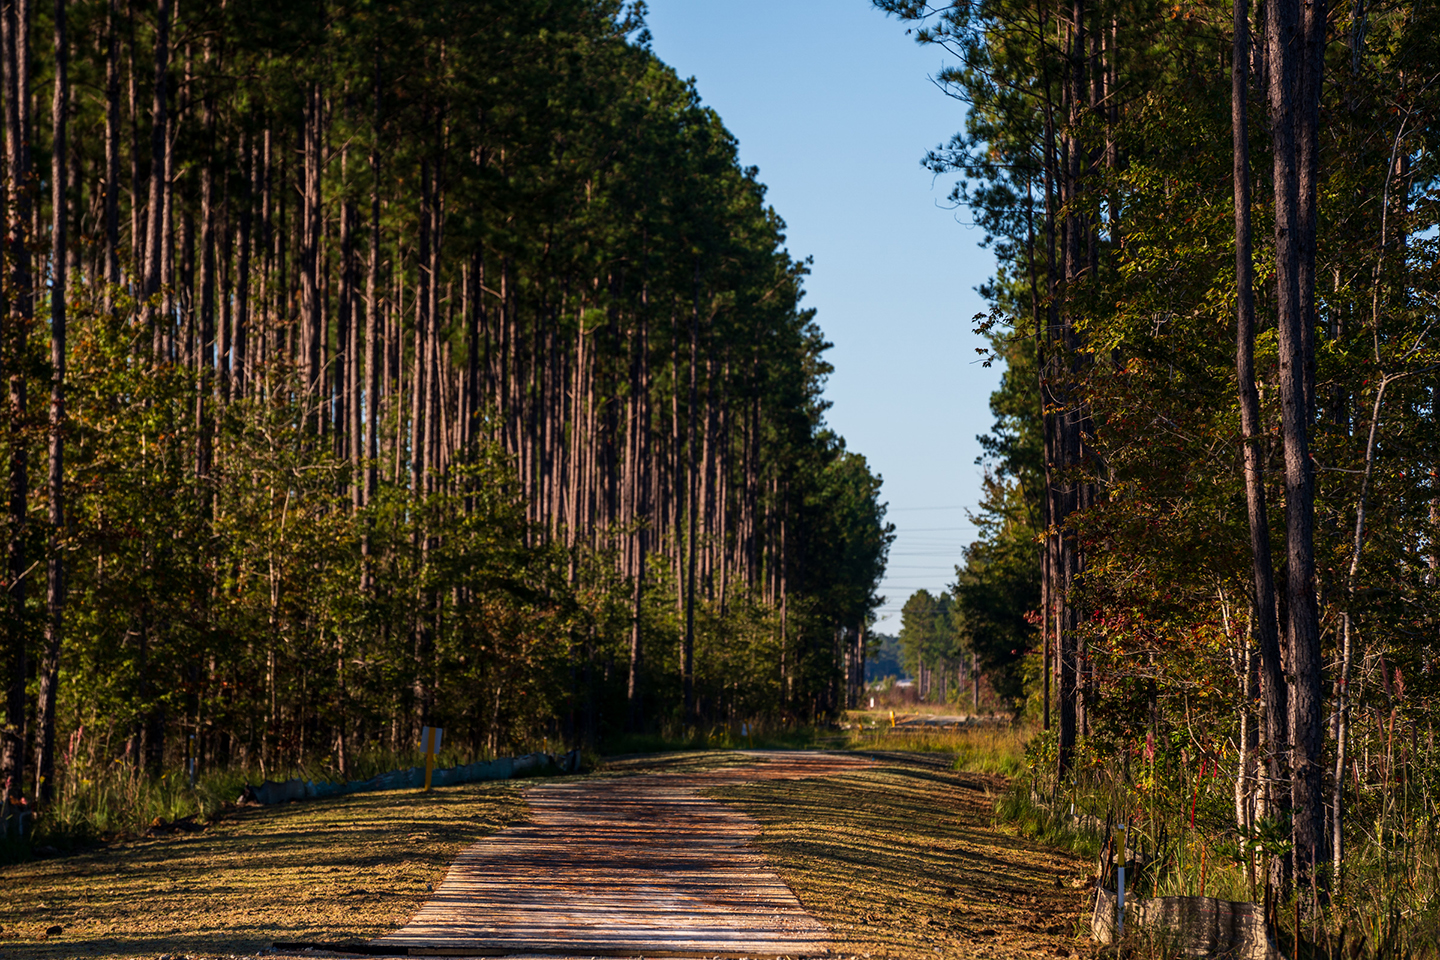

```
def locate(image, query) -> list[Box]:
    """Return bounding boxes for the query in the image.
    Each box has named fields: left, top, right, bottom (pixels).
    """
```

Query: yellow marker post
left=889, top=710, right=896, bottom=728
left=421, top=725, right=444, bottom=792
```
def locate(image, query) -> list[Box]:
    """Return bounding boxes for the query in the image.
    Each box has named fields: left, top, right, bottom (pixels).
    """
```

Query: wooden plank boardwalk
left=371, top=751, right=872, bottom=958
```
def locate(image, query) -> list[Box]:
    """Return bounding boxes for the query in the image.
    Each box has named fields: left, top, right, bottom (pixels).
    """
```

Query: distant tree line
left=895, top=584, right=1022, bottom=710
left=863, top=631, right=903, bottom=684
left=0, top=0, right=892, bottom=805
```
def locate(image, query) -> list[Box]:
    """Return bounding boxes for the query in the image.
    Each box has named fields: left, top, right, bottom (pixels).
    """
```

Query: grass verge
left=843, top=717, right=1032, bottom=776
left=600, top=710, right=1027, bottom=764
left=0, top=781, right=524, bottom=959
left=5, top=731, right=1087, bottom=960
left=33, top=744, right=512, bottom=850
left=709, top=756, right=1098, bottom=960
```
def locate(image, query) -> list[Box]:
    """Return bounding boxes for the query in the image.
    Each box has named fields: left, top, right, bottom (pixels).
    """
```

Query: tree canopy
left=0, top=0, right=894, bottom=807
left=881, top=0, right=1440, bottom=907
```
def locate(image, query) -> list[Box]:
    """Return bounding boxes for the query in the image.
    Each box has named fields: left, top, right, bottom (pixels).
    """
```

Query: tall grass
left=992, top=728, right=1440, bottom=960
left=23, top=760, right=247, bottom=853
left=838, top=709, right=1031, bottom=776
left=23, top=740, right=522, bottom=855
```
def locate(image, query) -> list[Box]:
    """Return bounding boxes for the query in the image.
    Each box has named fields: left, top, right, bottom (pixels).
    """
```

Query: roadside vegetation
left=999, top=729, right=1440, bottom=960
left=712, top=742, right=1092, bottom=960
left=3, top=737, right=1096, bottom=960
left=868, top=1, right=1440, bottom=956
left=15, top=742, right=527, bottom=855
left=1, top=0, right=891, bottom=858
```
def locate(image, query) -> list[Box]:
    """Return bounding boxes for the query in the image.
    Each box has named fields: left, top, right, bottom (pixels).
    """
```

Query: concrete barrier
left=1092, top=885, right=1284, bottom=959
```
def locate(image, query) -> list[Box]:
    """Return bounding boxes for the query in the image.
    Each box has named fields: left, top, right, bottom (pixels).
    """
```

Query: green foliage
left=899, top=589, right=956, bottom=681
left=880, top=0, right=1440, bottom=953
left=864, top=632, right=906, bottom=682
left=3, top=0, right=893, bottom=844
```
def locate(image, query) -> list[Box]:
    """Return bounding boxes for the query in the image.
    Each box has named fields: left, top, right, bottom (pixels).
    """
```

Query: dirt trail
left=374, top=751, right=874, bottom=957
left=373, top=751, right=1092, bottom=959
left=1, top=750, right=1091, bottom=959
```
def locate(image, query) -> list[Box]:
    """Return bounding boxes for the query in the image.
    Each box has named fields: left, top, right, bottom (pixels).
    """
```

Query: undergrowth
left=600, top=710, right=1031, bottom=778
left=18, top=741, right=533, bottom=856
left=601, top=717, right=843, bottom=755
left=992, top=729, right=1440, bottom=960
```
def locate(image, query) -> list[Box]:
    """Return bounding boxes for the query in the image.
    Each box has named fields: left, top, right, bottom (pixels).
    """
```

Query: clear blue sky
left=642, top=1, right=1002, bottom=631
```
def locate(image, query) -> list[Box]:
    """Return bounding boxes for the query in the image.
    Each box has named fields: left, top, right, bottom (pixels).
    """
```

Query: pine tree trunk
left=463, top=254, right=478, bottom=452
left=233, top=134, right=252, bottom=399
left=35, top=0, right=66, bottom=806
left=320, top=235, right=332, bottom=443
left=360, top=65, right=381, bottom=590
left=343, top=190, right=359, bottom=501
left=143, top=0, right=169, bottom=342
left=1048, top=0, right=1078, bottom=778
left=301, top=84, right=321, bottom=413
left=218, top=189, right=232, bottom=400
left=178, top=211, right=193, bottom=366
left=390, top=265, right=403, bottom=485
left=1, top=0, right=33, bottom=800
left=1267, top=0, right=1320, bottom=890
left=103, top=0, right=119, bottom=295
left=196, top=108, right=214, bottom=477
left=126, top=0, right=140, bottom=278
left=683, top=263, right=700, bottom=723
left=424, top=164, right=443, bottom=493
left=1292, top=0, right=1329, bottom=886
left=159, top=106, right=175, bottom=360
left=1234, top=0, right=1289, bottom=893
left=627, top=311, right=649, bottom=729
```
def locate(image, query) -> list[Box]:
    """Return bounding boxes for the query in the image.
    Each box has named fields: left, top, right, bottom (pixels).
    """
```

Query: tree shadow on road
left=711, top=761, right=1094, bottom=960
left=0, top=782, right=523, bottom=958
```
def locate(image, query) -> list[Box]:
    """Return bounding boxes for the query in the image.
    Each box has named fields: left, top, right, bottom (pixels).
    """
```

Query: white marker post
left=421, top=726, right=444, bottom=792
left=1116, top=864, right=1125, bottom=940
left=1116, top=824, right=1127, bottom=941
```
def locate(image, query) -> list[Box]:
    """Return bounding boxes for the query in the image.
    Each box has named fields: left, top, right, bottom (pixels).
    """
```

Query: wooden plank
left=373, top=751, right=872, bottom=958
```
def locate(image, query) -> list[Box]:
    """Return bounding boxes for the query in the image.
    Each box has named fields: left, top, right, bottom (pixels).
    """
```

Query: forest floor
left=0, top=749, right=1097, bottom=960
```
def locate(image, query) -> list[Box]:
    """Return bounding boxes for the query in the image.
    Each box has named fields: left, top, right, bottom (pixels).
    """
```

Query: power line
left=888, top=504, right=974, bottom=512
